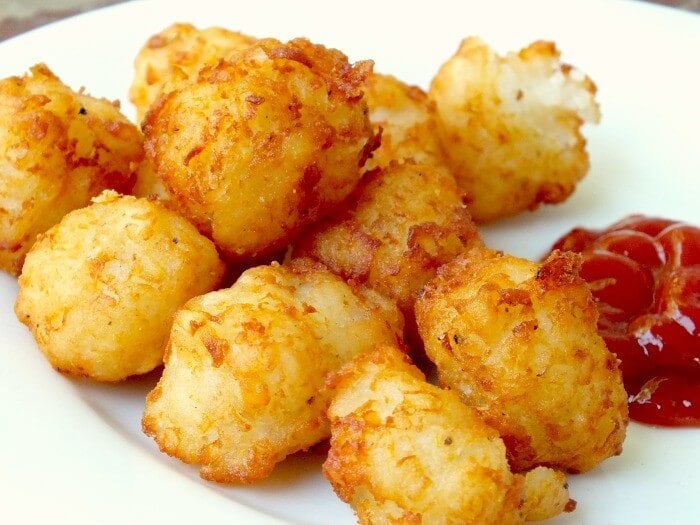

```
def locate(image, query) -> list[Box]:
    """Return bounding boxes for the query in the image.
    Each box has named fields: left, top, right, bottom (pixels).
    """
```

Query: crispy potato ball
left=142, top=260, right=403, bottom=483
left=14, top=191, right=225, bottom=381
left=324, top=345, right=527, bottom=524
left=523, top=467, right=574, bottom=521
left=429, top=37, right=600, bottom=222
left=0, top=64, right=142, bottom=276
left=415, top=248, right=628, bottom=473
left=362, top=73, right=447, bottom=171
left=130, top=23, right=256, bottom=122
left=292, top=161, right=481, bottom=346
left=144, top=38, right=375, bottom=262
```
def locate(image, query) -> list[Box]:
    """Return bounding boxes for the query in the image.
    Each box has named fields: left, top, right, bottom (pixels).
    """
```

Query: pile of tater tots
left=1, top=22, right=627, bottom=524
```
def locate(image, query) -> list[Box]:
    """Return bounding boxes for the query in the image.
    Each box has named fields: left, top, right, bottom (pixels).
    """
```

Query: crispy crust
left=293, top=161, right=481, bottom=347
left=142, top=261, right=403, bottom=483
left=361, top=73, right=448, bottom=171
left=415, top=248, right=628, bottom=473
left=0, top=64, right=142, bottom=275
left=143, top=38, right=375, bottom=262
left=14, top=191, right=225, bottom=381
left=523, top=467, right=575, bottom=521
left=324, top=345, right=526, bottom=524
left=129, top=23, right=256, bottom=122
left=430, top=37, right=600, bottom=222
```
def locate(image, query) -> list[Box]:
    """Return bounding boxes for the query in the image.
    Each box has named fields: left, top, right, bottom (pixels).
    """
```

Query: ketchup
left=552, top=215, right=700, bottom=426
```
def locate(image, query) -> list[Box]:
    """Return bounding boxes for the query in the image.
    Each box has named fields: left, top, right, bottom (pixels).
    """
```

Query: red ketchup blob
left=552, top=215, right=700, bottom=426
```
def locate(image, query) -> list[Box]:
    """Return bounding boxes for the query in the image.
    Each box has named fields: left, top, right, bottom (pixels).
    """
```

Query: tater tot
left=523, top=467, right=574, bottom=521
left=430, top=37, right=600, bottom=222
left=415, top=248, right=628, bottom=473
left=14, top=191, right=225, bottom=381
left=130, top=23, right=256, bottom=122
left=0, top=64, right=142, bottom=275
left=292, top=161, right=481, bottom=346
left=362, top=73, right=447, bottom=171
left=142, top=260, right=403, bottom=483
left=144, top=38, right=375, bottom=262
left=324, top=345, right=527, bottom=524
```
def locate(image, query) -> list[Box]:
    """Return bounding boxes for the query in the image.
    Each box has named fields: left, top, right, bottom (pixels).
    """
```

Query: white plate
left=1, top=0, right=699, bottom=523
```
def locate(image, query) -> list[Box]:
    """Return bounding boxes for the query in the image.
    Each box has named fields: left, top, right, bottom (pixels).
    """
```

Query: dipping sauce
left=552, top=215, right=700, bottom=426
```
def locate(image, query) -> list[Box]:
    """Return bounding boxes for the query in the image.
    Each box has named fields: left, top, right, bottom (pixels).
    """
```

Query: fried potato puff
left=130, top=23, right=256, bottom=122
left=142, top=260, right=403, bottom=483
left=144, top=38, right=375, bottom=262
left=14, top=191, right=225, bottom=381
left=324, top=345, right=573, bottom=524
left=523, top=467, right=574, bottom=521
left=362, top=73, right=447, bottom=171
left=415, top=248, right=628, bottom=473
left=292, top=161, right=481, bottom=346
left=429, top=37, right=600, bottom=223
left=0, top=64, right=142, bottom=275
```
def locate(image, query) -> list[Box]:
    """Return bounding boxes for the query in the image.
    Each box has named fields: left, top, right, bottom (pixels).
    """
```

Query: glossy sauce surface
left=553, top=215, right=700, bottom=426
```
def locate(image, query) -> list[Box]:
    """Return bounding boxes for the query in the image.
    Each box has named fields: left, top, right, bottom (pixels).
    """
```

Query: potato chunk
left=142, top=260, right=403, bottom=483
left=130, top=23, right=256, bottom=122
left=14, top=191, right=225, bottom=381
left=523, top=467, right=574, bottom=521
left=362, top=73, right=446, bottom=171
left=430, top=37, right=600, bottom=222
left=0, top=64, right=142, bottom=275
left=324, top=345, right=527, bottom=524
left=144, top=38, right=375, bottom=262
left=415, top=248, right=628, bottom=473
left=293, top=161, right=480, bottom=346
